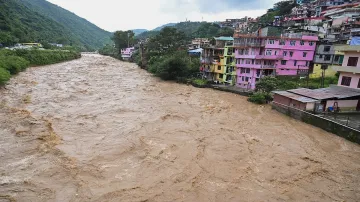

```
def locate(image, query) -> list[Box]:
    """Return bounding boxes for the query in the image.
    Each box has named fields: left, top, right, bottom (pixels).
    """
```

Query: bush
left=0, top=56, right=29, bottom=75
left=149, top=51, right=200, bottom=81
left=248, top=92, right=267, bottom=104
left=192, top=79, right=207, bottom=86
left=248, top=92, right=273, bottom=104
left=0, top=68, right=11, bottom=86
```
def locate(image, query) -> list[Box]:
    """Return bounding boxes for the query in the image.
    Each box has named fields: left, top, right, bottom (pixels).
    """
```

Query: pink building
left=234, top=33, right=318, bottom=89
left=121, top=47, right=135, bottom=61
left=332, top=45, right=360, bottom=89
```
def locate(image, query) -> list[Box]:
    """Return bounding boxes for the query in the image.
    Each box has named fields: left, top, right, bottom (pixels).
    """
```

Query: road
left=1, top=54, right=360, bottom=202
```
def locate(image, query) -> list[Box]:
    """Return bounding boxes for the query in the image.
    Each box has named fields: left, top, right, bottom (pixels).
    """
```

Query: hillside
left=136, top=22, right=233, bottom=40
left=152, top=23, right=176, bottom=31
left=0, top=0, right=74, bottom=47
left=132, top=29, right=148, bottom=36
left=0, top=0, right=111, bottom=50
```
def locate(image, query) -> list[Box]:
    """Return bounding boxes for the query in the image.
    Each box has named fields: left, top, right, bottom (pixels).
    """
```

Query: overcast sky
left=47, top=0, right=279, bottom=32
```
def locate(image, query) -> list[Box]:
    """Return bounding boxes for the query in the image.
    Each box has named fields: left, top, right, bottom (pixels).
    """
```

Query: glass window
left=290, top=41, right=296, bottom=46
left=334, top=55, right=340, bottom=62
left=341, top=76, right=352, bottom=86
left=283, top=51, right=287, bottom=56
left=309, top=41, right=314, bottom=46
left=281, top=60, right=287, bottom=65
left=218, top=66, right=221, bottom=70
left=268, top=40, right=275, bottom=44
left=324, top=46, right=331, bottom=52
left=347, top=57, right=358, bottom=67
left=358, top=79, right=360, bottom=88
left=300, top=40, right=305, bottom=45
left=324, top=55, right=331, bottom=61
left=303, top=52, right=307, bottom=57
left=246, top=68, right=250, bottom=73
left=290, top=52, right=294, bottom=57
left=266, top=50, right=272, bottom=55
left=294, top=60, right=297, bottom=66
left=279, top=40, right=285, bottom=45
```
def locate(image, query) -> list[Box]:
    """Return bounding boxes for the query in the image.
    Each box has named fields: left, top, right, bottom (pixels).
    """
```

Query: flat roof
left=288, top=86, right=360, bottom=100
left=273, top=91, right=319, bottom=103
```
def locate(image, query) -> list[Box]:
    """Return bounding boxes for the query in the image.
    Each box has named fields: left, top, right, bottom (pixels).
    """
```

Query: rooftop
left=288, top=86, right=360, bottom=100
left=334, top=45, right=360, bottom=52
left=273, top=91, right=319, bottom=103
left=215, top=36, right=234, bottom=41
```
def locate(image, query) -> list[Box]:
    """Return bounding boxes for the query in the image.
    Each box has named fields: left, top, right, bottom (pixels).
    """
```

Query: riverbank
left=0, top=49, right=81, bottom=86
left=1, top=54, right=360, bottom=201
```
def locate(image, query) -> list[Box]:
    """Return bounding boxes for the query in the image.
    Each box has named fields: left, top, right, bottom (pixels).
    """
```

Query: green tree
left=112, top=30, right=135, bottom=54
left=255, top=76, right=278, bottom=93
left=147, top=27, right=186, bottom=54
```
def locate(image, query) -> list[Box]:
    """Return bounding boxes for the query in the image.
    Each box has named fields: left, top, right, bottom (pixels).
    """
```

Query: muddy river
left=1, top=54, right=360, bottom=202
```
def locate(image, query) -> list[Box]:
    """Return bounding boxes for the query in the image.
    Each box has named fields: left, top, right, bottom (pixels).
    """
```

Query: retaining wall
left=272, top=102, right=360, bottom=144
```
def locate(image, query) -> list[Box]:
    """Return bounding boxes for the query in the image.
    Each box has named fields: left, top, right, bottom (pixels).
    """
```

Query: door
left=357, top=100, right=360, bottom=111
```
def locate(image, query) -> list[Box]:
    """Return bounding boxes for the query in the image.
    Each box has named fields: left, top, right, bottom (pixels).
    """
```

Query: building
left=234, top=32, right=318, bottom=89
left=201, top=37, right=234, bottom=82
left=331, top=44, right=360, bottom=88
left=311, top=43, right=344, bottom=78
left=273, top=90, right=319, bottom=111
left=121, top=47, right=135, bottom=61
left=273, top=86, right=360, bottom=111
left=189, top=38, right=210, bottom=49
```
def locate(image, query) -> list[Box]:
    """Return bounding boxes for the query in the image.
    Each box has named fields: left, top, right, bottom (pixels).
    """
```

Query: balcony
left=351, top=28, right=360, bottom=33
left=235, top=54, right=256, bottom=59
left=261, top=65, right=276, bottom=69
left=236, top=63, right=261, bottom=68
left=234, top=42, right=265, bottom=48
left=334, top=45, right=360, bottom=52
left=332, top=66, right=360, bottom=74
left=256, top=55, right=283, bottom=60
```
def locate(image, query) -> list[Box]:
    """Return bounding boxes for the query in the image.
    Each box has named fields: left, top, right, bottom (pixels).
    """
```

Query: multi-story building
left=332, top=45, right=360, bottom=89
left=311, top=43, right=344, bottom=78
left=189, top=38, right=210, bottom=49
left=201, top=37, right=234, bottom=82
left=121, top=47, right=135, bottom=61
left=234, top=33, right=318, bottom=89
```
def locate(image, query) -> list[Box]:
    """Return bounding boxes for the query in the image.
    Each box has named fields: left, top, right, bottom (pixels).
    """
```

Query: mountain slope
left=18, top=0, right=112, bottom=49
left=152, top=23, right=176, bottom=31
left=0, top=0, right=74, bottom=46
left=132, top=29, right=148, bottom=36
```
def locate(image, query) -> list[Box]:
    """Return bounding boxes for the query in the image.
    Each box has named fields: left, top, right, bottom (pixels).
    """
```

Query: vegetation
left=112, top=31, right=136, bottom=55
left=0, top=0, right=111, bottom=50
left=0, top=49, right=80, bottom=86
left=248, top=92, right=267, bottom=104
left=136, top=22, right=234, bottom=40
left=192, top=79, right=208, bottom=86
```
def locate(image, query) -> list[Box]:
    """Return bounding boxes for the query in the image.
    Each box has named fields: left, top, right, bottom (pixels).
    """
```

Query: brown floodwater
left=1, top=54, right=360, bottom=202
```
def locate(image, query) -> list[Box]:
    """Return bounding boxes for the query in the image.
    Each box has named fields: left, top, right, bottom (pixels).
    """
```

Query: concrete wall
left=310, top=64, right=337, bottom=78
left=272, top=102, right=360, bottom=144
left=342, top=52, right=360, bottom=67
left=338, top=72, right=360, bottom=88
left=326, top=100, right=359, bottom=111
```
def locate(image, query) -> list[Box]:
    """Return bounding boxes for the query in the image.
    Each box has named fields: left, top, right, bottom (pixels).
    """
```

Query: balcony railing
left=261, top=65, right=276, bottom=69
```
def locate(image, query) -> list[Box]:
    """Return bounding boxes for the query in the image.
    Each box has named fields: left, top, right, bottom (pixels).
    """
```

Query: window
left=246, top=68, right=250, bottom=73
left=279, top=40, right=285, bottom=45
left=341, top=76, right=352, bottom=86
left=219, top=74, right=224, bottom=79
left=245, top=77, right=249, bottom=82
left=290, top=51, right=294, bottom=57
left=268, top=40, right=275, bottom=44
left=294, top=60, right=297, bottom=66
left=241, top=68, right=245, bottom=73
left=290, top=40, right=296, bottom=46
left=309, top=41, right=314, bottom=46
left=300, top=40, right=305, bottom=45
left=334, top=55, right=340, bottom=62
left=283, top=51, right=287, bottom=56
left=303, top=52, right=307, bottom=57
left=265, top=50, right=272, bottom=55
left=324, top=55, right=331, bottom=61
left=319, top=54, right=323, bottom=59
left=274, top=51, right=277, bottom=55
left=252, top=59, right=255, bottom=64
left=218, top=66, right=221, bottom=70
left=347, top=57, right=359, bottom=67
left=358, top=79, right=360, bottom=88
left=281, top=60, right=287, bottom=65
left=305, top=61, right=309, bottom=66
left=324, top=46, right=331, bottom=52
left=242, top=76, right=244, bottom=81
